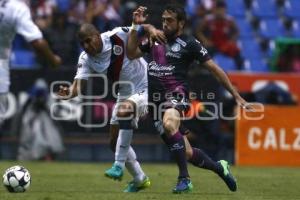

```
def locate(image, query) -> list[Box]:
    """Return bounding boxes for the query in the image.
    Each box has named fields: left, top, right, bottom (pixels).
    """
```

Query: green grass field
left=0, top=161, right=300, bottom=200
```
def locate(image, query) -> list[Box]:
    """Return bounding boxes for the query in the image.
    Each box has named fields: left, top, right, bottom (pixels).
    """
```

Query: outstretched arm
left=127, top=26, right=144, bottom=59
left=203, top=59, right=249, bottom=109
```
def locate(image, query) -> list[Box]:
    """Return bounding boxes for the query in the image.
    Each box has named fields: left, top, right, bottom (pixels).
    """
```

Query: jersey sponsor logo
left=148, top=61, right=175, bottom=71
left=171, top=43, right=181, bottom=52
left=200, top=46, right=208, bottom=56
left=113, top=45, right=123, bottom=55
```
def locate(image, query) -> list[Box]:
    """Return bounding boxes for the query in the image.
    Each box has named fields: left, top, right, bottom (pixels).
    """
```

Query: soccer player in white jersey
left=57, top=23, right=163, bottom=192
left=0, top=0, right=61, bottom=124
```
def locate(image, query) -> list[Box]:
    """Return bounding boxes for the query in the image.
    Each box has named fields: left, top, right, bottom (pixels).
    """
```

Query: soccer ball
left=2, top=165, right=31, bottom=193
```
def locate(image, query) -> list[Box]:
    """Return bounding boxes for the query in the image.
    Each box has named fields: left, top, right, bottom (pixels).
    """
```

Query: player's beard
left=163, top=27, right=179, bottom=40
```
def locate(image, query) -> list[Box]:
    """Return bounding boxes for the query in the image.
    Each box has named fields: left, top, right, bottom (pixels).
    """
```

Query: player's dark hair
left=164, top=4, right=186, bottom=22
left=77, top=23, right=99, bottom=39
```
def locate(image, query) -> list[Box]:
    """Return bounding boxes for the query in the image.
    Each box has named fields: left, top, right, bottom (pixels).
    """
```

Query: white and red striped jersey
left=75, top=27, right=148, bottom=97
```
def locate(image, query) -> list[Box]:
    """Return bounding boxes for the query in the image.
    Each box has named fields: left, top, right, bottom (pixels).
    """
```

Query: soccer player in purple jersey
left=127, top=5, right=250, bottom=193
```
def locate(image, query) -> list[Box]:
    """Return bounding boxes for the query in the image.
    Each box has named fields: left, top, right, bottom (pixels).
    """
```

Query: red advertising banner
left=228, top=73, right=300, bottom=98
left=235, top=105, right=300, bottom=166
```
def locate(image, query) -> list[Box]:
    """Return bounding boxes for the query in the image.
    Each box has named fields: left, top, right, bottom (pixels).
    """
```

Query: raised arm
left=127, top=25, right=144, bottom=60
left=127, top=6, right=166, bottom=60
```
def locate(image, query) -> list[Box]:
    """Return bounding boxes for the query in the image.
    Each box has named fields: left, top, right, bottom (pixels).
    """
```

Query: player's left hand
left=236, top=96, right=254, bottom=111
left=149, top=29, right=166, bottom=45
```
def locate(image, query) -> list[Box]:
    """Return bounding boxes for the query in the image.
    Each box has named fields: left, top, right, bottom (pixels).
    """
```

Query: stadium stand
left=251, top=0, right=277, bottom=18
left=213, top=53, right=237, bottom=71
left=225, top=0, right=246, bottom=17
left=9, top=0, right=300, bottom=72
left=283, top=0, right=300, bottom=19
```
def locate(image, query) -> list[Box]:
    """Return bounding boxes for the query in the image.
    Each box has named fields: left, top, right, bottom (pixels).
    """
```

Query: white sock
left=125, top=146, right=146, bottom=182
left=114, top=129, right=133, bottom=169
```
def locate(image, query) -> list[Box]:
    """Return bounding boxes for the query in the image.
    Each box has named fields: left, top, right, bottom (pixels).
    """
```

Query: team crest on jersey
left=171, top=43, right=181, bottom=52
left=113, top=45, right=123, bottom=55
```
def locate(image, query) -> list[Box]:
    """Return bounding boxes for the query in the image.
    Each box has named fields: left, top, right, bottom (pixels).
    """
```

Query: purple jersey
left=140, top=34, right=211, bottom=98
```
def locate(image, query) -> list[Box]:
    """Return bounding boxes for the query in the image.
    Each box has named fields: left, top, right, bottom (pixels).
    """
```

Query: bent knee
left=163, top=120, right=177, bottom=135
left=117, top=102, right=135, bottom=118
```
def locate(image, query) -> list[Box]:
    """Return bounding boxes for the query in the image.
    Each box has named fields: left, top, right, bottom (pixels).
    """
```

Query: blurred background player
left=195, top=0, right=244, bottom=69
left=57, top=23, right=162, bottom=192
left=0, top=0, right=61, bottom=125
left=127, top=5, right=249, bottom=193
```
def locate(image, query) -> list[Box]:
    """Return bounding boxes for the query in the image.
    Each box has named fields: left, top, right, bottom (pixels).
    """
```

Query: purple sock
left=189, top=148, right=222, bottom=175
left=164, top=132, right=189, bottom=178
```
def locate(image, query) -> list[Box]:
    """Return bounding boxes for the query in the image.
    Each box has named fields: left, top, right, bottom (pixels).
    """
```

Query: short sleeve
left=15, top=4, right=43, bottom=42
left=188, top=38, right=211, bottom=63
left=74, top=52, right=91, bottom=80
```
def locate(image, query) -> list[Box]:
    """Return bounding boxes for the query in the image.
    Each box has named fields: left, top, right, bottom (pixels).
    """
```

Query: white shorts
left=0, top=93, right=8, bottom=125
left=110, top=89, right=148, bottom=129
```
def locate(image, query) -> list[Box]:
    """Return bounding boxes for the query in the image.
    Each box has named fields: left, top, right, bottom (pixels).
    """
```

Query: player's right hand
left=56, top=85, right=71, bottom=100
left=133, top=6, right=147, bottom=25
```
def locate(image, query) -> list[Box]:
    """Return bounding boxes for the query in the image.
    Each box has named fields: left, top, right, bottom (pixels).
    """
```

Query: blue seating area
left=214, top=0, right=300, bottom=72
left=10, top=0, right=300, bottom=72
left=292, top=20, right=300, bottom=37
left=259, top=19, right=286, bottom=38
left=225, top=0, right=246, bottom=17
left=240, top=39, right=263, bottom=59
left=251, top=0, right=277, bottom=18
left=236, top=18, right=254, bottom=38
left=10, top=50, right=38, bottom=69
left=283, top=0, right=300, bottom=19
left=214, top=54, right=237, bottom=71
left=244, top=59, right=269, bottom=72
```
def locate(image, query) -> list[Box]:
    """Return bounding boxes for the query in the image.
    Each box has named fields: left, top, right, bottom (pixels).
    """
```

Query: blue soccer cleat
left=218, top=160, right=237, bottom=192
left=172, top=177, right=193, bottom=194
left=123, top=176, right=151, bottom=193
left=104, top=164, right=123, bottom=181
